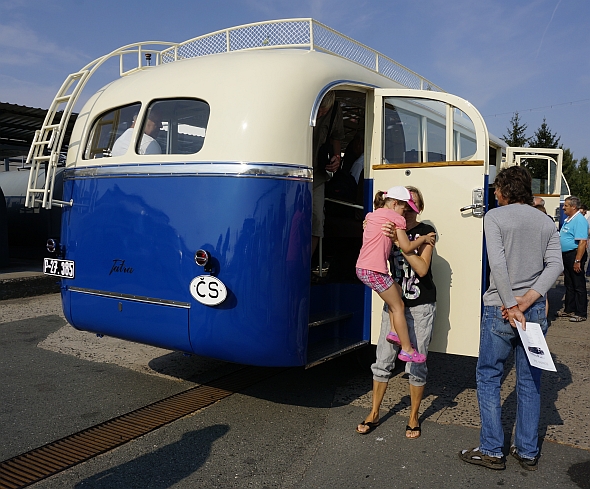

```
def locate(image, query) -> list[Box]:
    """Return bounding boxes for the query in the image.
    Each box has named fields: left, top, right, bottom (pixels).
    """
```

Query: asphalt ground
left=0, top=281, right=589, bottom=488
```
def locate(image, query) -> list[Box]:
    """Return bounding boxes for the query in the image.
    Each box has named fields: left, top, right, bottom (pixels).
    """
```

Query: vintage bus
left=25, top=19, right=565, bottom=367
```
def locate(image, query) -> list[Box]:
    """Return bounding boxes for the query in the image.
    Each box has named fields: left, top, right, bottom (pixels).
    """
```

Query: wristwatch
left=575, top=260, right=581, bottom=263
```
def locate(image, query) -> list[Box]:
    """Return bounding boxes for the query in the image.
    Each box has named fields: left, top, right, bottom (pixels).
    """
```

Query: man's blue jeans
left=476, top=302, right=547, bottom=459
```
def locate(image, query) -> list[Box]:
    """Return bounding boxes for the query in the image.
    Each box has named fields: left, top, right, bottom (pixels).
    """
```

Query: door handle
left=460, top=188, right=485, bottom=217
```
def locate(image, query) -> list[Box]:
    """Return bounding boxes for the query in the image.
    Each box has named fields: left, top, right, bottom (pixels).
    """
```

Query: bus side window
left=383, top=104, right=406, bottom=163
left=527, top=158, right=552, bottom=195
left=383, top=99, right=479, bottom=164
left=140, top=99, right=210, bottom=155
left=84, top=103, right=141, bottom=159
left=454, top=108, right=476, bottom=161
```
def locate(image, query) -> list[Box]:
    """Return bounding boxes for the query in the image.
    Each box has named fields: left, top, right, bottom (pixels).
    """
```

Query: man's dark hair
left=494, top=165, right=533, bottom=205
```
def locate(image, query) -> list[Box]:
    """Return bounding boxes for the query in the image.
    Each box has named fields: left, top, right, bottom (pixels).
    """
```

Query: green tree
left=529, top=117, right=561, bottom=148
left=560, top=149, right=590, bottom=208
left=561, top=147, right=577, bottom=188
left=568, top=154, right=590, bottom=205
left=579, top=157, right=590, bottom=206
left=524, top=118, right=562, bottom=188
left=501, top=111, right=529, bottom=147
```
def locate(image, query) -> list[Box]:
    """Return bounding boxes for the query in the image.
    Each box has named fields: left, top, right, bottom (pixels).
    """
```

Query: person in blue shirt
left=558, top=196, right=589, bottom=321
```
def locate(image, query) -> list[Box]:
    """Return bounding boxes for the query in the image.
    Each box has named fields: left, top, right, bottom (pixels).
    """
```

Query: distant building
left=0, top=102, right=77, bottom=170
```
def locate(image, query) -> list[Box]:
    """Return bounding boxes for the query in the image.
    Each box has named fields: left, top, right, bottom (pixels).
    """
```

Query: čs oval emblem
left=189, top=275, right=227, bottom=306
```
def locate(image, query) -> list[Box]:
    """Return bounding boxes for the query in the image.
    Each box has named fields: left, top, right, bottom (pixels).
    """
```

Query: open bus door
left=504, top=147, right=565, bottom=225
left=367, top=89, right=490, bottom=356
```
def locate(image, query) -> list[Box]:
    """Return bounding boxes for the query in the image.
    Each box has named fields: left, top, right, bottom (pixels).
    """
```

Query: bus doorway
left=306, top=89, right=369, bottom=367
left=313, top=89, right=367, bottom=283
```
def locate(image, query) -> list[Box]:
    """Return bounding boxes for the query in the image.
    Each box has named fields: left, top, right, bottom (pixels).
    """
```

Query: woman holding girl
left=356, top=186, right=435, bottom=363
left=356, top=186, right=437, bottom=439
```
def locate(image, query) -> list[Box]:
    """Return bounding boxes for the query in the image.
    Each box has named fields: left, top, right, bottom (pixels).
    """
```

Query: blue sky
left=1, top=0, right=589, bottom=160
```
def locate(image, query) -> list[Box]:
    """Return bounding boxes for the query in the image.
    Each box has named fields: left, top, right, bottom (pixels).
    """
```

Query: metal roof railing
left=160, top=19, right=444, bottom=92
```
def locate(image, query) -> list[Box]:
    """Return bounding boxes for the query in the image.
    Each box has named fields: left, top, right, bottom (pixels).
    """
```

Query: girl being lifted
left=356, top=186, right=435, bottom=363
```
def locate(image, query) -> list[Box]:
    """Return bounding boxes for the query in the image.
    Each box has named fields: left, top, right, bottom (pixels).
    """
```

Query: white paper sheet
left=514, top=320, right=556, bottom=372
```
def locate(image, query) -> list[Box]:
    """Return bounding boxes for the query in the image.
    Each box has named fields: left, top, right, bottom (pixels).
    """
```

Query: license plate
left=43, top=258, right=75, bottom=279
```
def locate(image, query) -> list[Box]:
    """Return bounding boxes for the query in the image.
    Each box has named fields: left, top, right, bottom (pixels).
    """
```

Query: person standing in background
left=557, top=196, right=588, bottom=322
left=581, top=204, right=590, bottom=276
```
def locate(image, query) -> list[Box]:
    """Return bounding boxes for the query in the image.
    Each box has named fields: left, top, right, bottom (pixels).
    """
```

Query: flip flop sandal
left=459, top=447, right=505, bottom=470
left=386, top=332, right=401, bottom=345
left=356, top=420, right=380, bottom=435
left=556, top=310, right=575, bottom=318
left=405, top=425, right=421, bottom=439
left=569, top=316, right=587, bottom=322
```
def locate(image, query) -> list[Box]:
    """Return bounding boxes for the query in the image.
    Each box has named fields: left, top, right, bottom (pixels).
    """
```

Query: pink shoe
left=386, top=332, right=401, bottom=345
left=398, top=349, right=426, bottom=363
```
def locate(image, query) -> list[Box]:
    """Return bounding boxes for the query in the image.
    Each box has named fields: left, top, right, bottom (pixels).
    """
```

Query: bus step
left=308, top=312, right=353, bottom=328
left=305, top=338, right=368, bottom=368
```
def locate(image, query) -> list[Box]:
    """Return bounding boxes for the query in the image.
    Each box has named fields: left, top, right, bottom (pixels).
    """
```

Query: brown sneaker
left=510, top=446, right=538, bottom=471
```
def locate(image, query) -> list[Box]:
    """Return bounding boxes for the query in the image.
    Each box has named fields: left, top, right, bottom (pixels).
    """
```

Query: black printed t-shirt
left=389, top=222, right=437, bottom=307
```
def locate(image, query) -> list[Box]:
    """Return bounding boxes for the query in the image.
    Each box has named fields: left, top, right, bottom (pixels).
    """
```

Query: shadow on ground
left=74, top=425, right=229, bottom=489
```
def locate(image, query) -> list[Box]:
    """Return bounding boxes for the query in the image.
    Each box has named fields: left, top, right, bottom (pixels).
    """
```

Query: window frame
left=83, top=102, right=142, bottom=160
left=137, top=98, right=210, bottom=156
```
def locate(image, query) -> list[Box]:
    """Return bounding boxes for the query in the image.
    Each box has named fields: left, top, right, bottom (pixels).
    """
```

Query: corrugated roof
left=0, top=102, right=77, bottom=159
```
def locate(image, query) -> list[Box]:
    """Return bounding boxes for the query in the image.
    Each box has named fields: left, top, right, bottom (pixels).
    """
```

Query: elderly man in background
left=557, top=196, right=589, bottom=321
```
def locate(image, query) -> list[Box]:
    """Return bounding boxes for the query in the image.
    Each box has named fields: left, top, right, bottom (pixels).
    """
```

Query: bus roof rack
left=25, top=18, right=443, bottom=209
left=160, top=19, right=444, bottom=92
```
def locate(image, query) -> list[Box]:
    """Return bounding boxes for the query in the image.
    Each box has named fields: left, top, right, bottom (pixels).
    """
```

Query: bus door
left=505, top=147, right=565, bottom=224
left=367, top=89, right=490, bottom=356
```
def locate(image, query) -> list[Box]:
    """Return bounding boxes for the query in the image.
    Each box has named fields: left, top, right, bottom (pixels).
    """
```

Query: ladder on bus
left=24, top=71, right=88, bottom=209
left=24, top=41, right=178, bottom=210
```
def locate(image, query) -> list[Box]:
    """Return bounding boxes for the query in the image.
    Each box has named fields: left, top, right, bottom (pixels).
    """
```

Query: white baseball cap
left=383, top=186, right=419, bottom=213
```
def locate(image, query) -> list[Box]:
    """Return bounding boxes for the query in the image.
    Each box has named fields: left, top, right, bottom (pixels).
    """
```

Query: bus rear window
left=84, top=103, right=141, bottom=159
left=139, top=99, right=210, bottom=155
left=84, top=99, right=210, bottom=159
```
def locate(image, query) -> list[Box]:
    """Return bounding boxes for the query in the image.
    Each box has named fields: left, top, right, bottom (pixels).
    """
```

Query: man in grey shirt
left=460, top=165, right=563, bottom=471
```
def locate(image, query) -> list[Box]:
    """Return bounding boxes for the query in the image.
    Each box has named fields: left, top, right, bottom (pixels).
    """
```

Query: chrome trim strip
left=69, top=286, right=191, bottom=308
left=310, top=80, right=378, bottom=126
left=64, top=162, right=312, bottom=181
